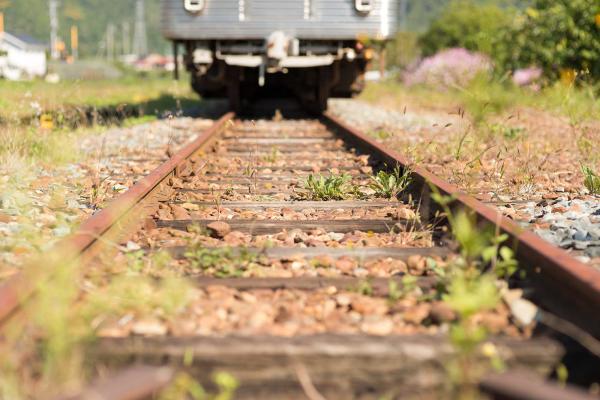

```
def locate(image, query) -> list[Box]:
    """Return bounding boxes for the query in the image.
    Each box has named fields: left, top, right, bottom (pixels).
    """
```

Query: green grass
left=360, top=78, right=600, bottom=124
left=184, top=246, right=261, bottom=278
left=304, top=172, right=357, bottom=200
left=0, top=75, right=195, bottom=123
left=369, top=166, right=412, bottom=199
left=582, top=165, right=600, bottom=194
left=0, top=75, right=198, bottom=170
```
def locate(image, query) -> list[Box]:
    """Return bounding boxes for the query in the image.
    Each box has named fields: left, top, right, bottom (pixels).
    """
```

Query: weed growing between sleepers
left=429, top=189, right=520, bottom=396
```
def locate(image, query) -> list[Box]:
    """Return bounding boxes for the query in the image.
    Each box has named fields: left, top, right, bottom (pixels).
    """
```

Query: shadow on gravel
left=7, top=95, right=229, bottom=130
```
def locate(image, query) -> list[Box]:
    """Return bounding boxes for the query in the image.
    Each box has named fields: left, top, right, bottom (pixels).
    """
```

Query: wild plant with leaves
left=304, top=172, right=357, bottom=200
left=369, top=166, right=412, bottom=199
left=431, top=189, right=518, bottom=391
left=432, top=191, right=518, bottom=280
left=159, top=371, right=239, bottom=400
left=582, top=165, right=600, bottom=195
left=184, top=246, right=261, bottom=278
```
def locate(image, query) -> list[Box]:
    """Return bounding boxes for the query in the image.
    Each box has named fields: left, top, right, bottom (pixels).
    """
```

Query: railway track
left=2, top=109, right=600, bottom=399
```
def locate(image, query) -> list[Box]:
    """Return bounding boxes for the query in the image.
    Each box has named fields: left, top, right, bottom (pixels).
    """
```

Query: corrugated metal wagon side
left=161, top=0, right=398, bottom=112
left=162, top=0, right=397, bottom=40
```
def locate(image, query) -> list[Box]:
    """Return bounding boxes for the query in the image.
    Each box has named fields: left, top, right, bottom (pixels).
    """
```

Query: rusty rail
left=0, top=112, right=235, bottom=325
left=323, top=112, right=600, bottom=338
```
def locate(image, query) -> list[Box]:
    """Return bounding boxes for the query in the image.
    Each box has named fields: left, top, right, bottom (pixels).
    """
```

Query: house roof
left=0, top=31, right=47, bottom=52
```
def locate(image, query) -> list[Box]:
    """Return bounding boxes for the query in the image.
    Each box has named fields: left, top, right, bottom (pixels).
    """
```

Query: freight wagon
left=161, top=0, right=398, bottom=112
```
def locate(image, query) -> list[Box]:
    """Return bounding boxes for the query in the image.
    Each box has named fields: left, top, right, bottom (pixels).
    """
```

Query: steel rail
left=322, top=112, right=600, bottom=338
left=0, top=112, right=235, bottom=325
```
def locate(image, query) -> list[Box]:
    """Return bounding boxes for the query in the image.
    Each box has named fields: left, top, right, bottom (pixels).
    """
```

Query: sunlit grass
left=361, top=78, right=600, bottom=124
left=582, top=165, right=600, bottom=195
left=0, top=75, right=195, bottom=123
left=0, top=75, right=196, bottom=173
left=0, top=75, right=203, bottom=398
left=360, top=78, right=600, bottom=199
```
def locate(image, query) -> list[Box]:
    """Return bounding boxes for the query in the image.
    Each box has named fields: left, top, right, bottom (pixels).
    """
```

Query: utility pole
left=122, top=21, right=131, bottom=56
left=49, top=0, right=60, bottom=60
left=133, top=0, right=147, bottom=57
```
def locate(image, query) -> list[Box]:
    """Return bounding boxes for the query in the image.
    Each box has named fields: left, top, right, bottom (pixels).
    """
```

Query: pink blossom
left=512, top=67, right=543, bottom=86
left=403, top=48, right=492, bottom=88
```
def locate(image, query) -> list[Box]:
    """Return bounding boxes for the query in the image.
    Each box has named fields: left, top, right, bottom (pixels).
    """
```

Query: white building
left=0, top=32, right=47, bottom=80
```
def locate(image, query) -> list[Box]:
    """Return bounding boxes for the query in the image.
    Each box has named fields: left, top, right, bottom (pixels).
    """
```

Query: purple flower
left=403, top=48, right=492, bottom=88
left=512, top=67, right=542, bottom=86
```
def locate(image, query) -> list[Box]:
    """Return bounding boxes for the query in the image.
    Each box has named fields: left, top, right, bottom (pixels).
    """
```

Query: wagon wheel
left=306, top=69, right=329, bottom=114
left=228, top=83, right=240, bottom=112
left=227, top=67, right=242, bottom=112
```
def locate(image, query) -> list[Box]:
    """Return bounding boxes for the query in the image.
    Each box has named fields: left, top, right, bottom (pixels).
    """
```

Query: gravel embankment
left=0, top=116, right=216, bottom=272
left=330, top=99, right=600, bottom=268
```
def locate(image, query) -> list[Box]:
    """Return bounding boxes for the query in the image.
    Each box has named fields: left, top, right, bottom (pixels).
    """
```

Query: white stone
left=509, top=298, right=538, bottom=326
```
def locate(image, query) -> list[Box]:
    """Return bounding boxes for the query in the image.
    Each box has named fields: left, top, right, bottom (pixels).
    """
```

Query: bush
left=403, top=48, right=492, bottom=89
left=418, top=1, right=516, bottom=59
left=499, top=0, right=600, bottom=82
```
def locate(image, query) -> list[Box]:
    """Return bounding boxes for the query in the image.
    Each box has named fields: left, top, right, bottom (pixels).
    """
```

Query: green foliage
left=454, top=75, right=519, bottom=125
left=369, top=166, right=412, bottom=199
left=304, top=172, right=357, bottom=201
left=212, top=372, right=240, bottom=400
left=126, top=249, right=145, bottom=272
left=126, top=249, right=172, bottom=275
left=0, top=126, right=80, bottom=164
left=0, top=264, right=193, bottom=398
left=433, top=200, right=519, bottom=279
left=388, top=276, right=419, bottom=302
left=582, top=165, right=600, bottom=194
left=261, top=147, right=281, bottom=163
left=354, top=280, right=374, bottom=296
left=418, top=0, right=516, bottom=58
left=32, top=261, right=88, bottom=388
left=429, top=191, right=515, bottom=389
left=490, top=124, right=526, bottom=140
left=500, top=0, right=600, bottom=81
left=444, top=273, right=499, bottom=319
left=386, top=31, right=421, bottom=69
left=556, top=364, right=569, bottom=386
left=370, top=128, right=394, bottom=140
left=184, top=246, right=260, bottom=278
left=159, top=371, right=239, bottom=400
left=403, top=0, right=526, bottom=33
left=445, top=272, right=500, bottom=354
left=83, top=276, right=192, bottom=318
left=415, top=0, right=600, bottom=81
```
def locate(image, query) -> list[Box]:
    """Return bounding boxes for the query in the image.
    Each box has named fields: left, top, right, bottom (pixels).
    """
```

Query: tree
left=418, top=0, right=516, bottom=58
left=499, top=0, right=600, bottom=81
left=64, top=0, right=84, bottom=22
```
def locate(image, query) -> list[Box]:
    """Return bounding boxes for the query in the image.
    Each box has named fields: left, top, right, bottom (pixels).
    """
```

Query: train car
left=161, top=0, right=398, bottom=112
